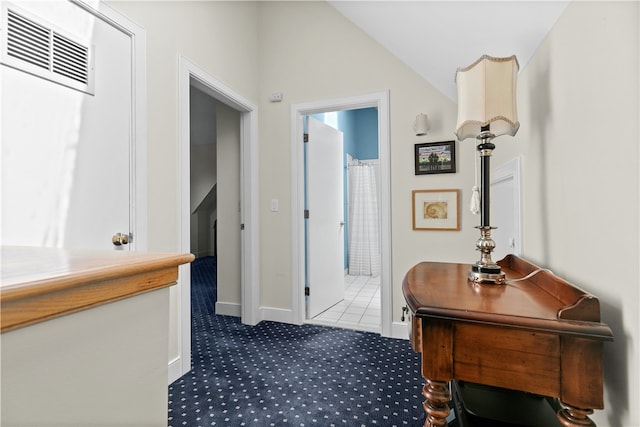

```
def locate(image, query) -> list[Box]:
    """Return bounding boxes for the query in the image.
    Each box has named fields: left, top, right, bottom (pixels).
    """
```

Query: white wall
left=216, top=102, right=242, bottom=310
left=2, top=288, right=171, bottom=426
left=190, top=86, right=217, bottom=213
left=191, top=207, right=215, bottom=258
left=256, top=1, right=475, bottom=318
left=494, top=2, right=639, bottom=425
left=190, top=86, right=218, bottom=258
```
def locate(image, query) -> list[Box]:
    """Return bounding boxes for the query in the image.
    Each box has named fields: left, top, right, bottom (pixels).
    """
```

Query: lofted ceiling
left=328, top=1, right=570, bottom=101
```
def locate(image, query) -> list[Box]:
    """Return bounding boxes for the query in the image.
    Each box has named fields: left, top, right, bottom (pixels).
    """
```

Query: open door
left=306, top=117, right=345, bottom=318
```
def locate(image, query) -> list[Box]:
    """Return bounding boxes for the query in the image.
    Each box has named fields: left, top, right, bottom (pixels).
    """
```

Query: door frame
left=176, top=56, right=259, bottom=382
left=492, top=156, right=523, bottom=256
left=290, top=91, right=392, bottom=337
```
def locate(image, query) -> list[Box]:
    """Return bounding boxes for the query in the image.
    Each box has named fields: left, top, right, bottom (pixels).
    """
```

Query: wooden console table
left=402, top=255, right=613, bottom=427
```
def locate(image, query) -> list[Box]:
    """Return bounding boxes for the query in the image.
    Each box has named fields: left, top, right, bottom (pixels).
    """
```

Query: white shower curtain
left=348, top=161, right=381, bottom=276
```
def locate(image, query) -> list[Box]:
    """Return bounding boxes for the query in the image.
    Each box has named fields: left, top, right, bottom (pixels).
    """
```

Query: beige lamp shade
left=455, top=55, right=520, bottom=141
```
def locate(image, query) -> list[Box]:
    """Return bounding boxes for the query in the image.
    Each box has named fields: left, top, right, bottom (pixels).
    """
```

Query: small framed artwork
left=415, top=141, right=456, bottom=175
left=412, top=189, right=460, bottom=231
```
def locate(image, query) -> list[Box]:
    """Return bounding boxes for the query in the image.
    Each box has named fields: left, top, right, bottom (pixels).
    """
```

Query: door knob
left=112, top=232, right=130, bottom=246
left=340, top=221, right=345, bottom=227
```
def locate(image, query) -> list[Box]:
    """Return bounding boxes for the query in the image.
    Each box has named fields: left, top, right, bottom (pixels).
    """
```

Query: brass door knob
left=112, top=232, right=130, bottom=246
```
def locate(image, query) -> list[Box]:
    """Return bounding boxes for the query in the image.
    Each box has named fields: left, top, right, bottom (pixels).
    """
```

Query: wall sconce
left=455, top=54, right=519, bottom=285
left=413, top=113, right=429, bottom=136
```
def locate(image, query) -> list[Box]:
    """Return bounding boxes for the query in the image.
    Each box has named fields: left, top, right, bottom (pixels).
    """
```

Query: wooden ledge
left=1, top=246, right=194, bottom=333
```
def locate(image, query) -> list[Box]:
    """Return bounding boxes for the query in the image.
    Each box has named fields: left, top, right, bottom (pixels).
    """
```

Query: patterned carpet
left=167, top=256, right=428, bottom=427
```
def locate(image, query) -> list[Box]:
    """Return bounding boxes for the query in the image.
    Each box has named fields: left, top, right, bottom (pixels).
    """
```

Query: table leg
left=557, top=404, right=595, bottom=427
left=422, top=379, right=450, bottom=427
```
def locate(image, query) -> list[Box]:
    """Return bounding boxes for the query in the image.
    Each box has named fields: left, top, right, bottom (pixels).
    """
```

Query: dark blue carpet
left=168, top=256, right=427, bottom=426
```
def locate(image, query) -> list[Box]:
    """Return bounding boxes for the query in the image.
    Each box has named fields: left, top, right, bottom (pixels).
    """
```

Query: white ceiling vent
left=52, top=31, right=90, bottom=85
left=1, top=6, right=95, bottom=94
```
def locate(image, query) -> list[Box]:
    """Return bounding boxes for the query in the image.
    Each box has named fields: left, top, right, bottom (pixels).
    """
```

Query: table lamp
left=455, top=55, right=520, bottom=284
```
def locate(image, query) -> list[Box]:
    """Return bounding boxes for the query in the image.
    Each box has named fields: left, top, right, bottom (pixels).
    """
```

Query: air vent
left=52, top=32, right=89, bottom=85
left=6, top=9, right=50, bottom=71
left=1, top=6, right=94, bottom=94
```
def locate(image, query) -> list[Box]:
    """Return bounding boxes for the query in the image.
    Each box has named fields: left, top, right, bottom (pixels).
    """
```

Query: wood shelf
left=1, top=246, right=194, bottom=333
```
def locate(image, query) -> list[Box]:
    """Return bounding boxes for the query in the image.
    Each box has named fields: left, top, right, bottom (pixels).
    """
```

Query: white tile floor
left=309, top=274, right=381, bottom=333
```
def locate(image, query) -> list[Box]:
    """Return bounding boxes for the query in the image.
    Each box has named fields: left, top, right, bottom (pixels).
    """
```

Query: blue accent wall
left=353, top=108, right=378, bottom=160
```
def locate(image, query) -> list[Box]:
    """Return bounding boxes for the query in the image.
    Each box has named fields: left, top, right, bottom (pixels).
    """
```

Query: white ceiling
left=328, top=1, right=570, bottom=101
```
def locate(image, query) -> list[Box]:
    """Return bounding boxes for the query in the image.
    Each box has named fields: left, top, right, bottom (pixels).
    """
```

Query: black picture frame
left=414, top=141, right=456, bottom=175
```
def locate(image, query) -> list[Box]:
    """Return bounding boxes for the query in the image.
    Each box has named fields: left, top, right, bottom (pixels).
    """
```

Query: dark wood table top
left=403, top=255, right=613, bottom=341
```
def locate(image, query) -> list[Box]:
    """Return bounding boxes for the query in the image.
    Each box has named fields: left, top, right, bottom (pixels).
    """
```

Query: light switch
left=271, top=198, right=279, bottom=212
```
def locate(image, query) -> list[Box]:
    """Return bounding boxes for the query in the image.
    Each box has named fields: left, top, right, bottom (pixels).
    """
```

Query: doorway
left=305, top=111, right=381, bottom=333
left=189, top=85, right=218, bottom=261
left=290, top=91, right=392, bottom=337
left=174, top=57, right=258, bottom=383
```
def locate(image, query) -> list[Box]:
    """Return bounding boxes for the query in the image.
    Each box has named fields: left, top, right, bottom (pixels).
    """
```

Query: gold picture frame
left=412, top=189, right=460, bottom=231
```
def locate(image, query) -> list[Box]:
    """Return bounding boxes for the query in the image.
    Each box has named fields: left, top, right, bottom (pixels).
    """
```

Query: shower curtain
left=348, top=161, right=381, bottom=276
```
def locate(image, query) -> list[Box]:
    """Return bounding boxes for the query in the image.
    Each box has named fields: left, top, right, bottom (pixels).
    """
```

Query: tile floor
left=309, top=274, right=381, bottom=333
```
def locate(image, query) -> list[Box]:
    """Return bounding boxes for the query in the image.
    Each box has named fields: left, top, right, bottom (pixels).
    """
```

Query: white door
left=492, top=157, right=522, bottom=261
left=1, top=1, right=133, bottom=250
left=306, top=117, right=345, bottom=318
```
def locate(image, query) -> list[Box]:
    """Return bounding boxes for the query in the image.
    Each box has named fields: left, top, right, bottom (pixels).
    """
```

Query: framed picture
left=412, top=189, right=460, bottom=231
left=415, top=141, right=456, bottom=175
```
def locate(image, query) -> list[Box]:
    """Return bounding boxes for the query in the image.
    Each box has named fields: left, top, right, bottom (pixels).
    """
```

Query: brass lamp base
left=468, top=132, right=506, bottom=286
left=468, top=225, right=506, bottom=285
left=468, top=264, right=506, bottom=285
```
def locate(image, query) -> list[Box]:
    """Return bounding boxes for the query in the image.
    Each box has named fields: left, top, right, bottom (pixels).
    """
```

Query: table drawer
left=453, top=322, right=560, bottom=397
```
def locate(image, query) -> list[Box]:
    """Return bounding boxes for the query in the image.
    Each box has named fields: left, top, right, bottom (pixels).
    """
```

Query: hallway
left=168, top=257, right=424, bottom=426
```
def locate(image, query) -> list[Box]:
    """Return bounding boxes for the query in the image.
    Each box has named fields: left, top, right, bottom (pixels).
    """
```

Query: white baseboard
left=248, top=305, right=407, bottom=338
left=260, top=306, right=294, bottom=324
left=391, top=321, right=410, bottom=340
left=256, top=308, right=408, bottom=339
left=215, top=301, right=241, bottom=317
left=167, top=356, right=183, bottom=385
left=213, top=303, right=294, bottom=324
